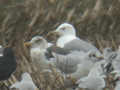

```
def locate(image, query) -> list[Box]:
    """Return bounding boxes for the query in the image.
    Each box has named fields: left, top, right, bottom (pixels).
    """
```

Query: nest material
left=0, top=0, right=120, bottom=90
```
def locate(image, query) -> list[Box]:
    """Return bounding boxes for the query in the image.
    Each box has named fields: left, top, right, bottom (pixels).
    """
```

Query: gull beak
left=97, top=56, right=104, bottom=60
left=24, top=42, right=31, bottom=48
left=52, top=30, right=59, bottom=33
left=54, top=30, right=62, bottom=36
left=35, top=88, right=39, bottom=90
left=46, top=31, right=61, bottom=42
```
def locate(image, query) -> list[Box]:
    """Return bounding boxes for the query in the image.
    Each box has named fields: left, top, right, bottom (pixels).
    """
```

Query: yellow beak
left=24, top=42, right=31, bottom=47
left=97, top=56, right=104, bottom=60
left=35, top=88, right=39, bottom=90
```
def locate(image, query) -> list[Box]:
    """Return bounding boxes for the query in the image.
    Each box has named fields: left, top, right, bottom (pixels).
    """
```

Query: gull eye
left=61, top=27, right=66, bottom=30
left=35, top=39, right=42, bottom=43
left=89, top=53, right=96, bottom=58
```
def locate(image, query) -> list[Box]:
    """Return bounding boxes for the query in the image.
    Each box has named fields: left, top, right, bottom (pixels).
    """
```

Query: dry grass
left=0, top=0, right=120, bottom=90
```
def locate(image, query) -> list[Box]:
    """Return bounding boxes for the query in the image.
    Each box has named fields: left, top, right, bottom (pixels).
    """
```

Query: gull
left=10, top=72, right=37, bottom=90
left=24, top=36, right=54, bottom=71
left=67, top=50, right=102, bottom=80
left=52, top=23, right=101, bottom=57
left=0, top=46, right=17, bottom=81
left=76, top=61, right=106, bottom=90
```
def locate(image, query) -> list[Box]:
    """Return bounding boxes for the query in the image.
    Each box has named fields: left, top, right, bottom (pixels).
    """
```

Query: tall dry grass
left=0, top=0, right=120, bottom=90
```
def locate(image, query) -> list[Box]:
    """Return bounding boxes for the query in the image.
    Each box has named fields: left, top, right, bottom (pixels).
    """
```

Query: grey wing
left=64, top=39, right=99, bottom=52
left=46, top=45, right=71, bottom=58
left=46, top=39, right=100, bottom=57
left=54, top=52, right=82, bottom=74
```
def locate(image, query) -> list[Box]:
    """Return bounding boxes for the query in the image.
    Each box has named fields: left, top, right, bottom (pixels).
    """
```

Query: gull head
left=55, top=23, right=76, bottom=36
left=24, top=36, right=48, bottom=50
left=87, top=50, right=103, bottom=62
left=103, top=47, right=117, bottom=60
left=103, top=47, right=113, bottom=55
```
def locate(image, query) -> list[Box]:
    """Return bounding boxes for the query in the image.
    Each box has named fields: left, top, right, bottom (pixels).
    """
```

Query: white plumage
left=54, top=23, right=101, bottom=57
left=77, top=76, right=105, bottom=90
left=28, top=36, right=53, bottom=71
left=10, top=72, right=37, bottom=90
left=115, top=81, right=120, bottom=90
left=76, top=61, right=106, bottom=90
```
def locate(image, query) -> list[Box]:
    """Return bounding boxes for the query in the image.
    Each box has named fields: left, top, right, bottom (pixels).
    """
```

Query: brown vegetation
left=0, top=0, right=120, bottom=90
